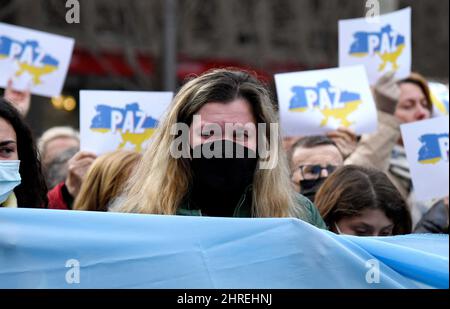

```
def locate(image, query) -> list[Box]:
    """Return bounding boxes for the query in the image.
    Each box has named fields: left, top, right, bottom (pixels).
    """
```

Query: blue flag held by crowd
left=0, top=208, right=448, bottom=289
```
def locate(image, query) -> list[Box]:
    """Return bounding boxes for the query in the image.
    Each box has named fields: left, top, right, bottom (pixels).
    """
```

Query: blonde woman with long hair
left=114, top=69, right=325, bottom=228
left=74, top=150, right=141, bottom=212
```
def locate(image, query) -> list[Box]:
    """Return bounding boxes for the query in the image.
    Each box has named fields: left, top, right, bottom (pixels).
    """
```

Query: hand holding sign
left=326, top=127, right=358, bottom=159
left=65, top=151, right=97, bottom=198
left=372, top=71, right=401, bottom=115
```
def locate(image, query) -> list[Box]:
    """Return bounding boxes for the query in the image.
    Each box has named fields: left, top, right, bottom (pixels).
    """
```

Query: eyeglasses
left=298, top=165, right=337, bottom=180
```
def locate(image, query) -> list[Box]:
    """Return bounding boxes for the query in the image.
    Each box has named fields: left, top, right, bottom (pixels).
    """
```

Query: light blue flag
left=0, top=208, right=448, bottom=289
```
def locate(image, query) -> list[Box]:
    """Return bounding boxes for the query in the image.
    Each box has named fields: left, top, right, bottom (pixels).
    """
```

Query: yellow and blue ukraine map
left=90, top=103, right=158, bottom=152
left=0, top=35, right=59, bottom=84
left=289, top=80, right=362, bottom=128
left=418, top=133, right=449, bottom=165
left=349, top=24, right=405, bottom=72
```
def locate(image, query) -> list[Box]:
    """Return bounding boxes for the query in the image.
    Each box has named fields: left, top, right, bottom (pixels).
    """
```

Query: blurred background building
left=0, top=0, right=448, bottom=136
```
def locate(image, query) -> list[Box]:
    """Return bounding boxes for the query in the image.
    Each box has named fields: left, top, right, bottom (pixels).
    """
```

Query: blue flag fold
left=0, top=208, right=448, bottom=288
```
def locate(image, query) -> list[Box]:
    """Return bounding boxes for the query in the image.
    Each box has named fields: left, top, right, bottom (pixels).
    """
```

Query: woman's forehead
left=195, top=99, right=256, bottom=124
left=0, top=117, right=17, bottom=141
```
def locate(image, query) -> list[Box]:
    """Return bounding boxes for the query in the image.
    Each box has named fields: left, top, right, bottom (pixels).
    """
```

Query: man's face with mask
left=290, top=144, right=344, bottom=202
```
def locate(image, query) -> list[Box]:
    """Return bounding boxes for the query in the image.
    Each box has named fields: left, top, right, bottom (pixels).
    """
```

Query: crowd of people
left=0, top=68, right=448, bottom=236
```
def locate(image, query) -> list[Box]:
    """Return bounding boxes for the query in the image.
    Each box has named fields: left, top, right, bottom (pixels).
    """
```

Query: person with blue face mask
left=0, top=98, right=48, bottom=208
left=0, top=160, right=21, bottom=207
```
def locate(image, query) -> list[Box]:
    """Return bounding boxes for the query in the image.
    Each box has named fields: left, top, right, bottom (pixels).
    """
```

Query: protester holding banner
left=113, top=69, right=325, bottom=227
left=315, top=165, right=412, bottom=236
left=0, top=98, right=47, bottom=208
left=74, top=150, right=141, bottom=212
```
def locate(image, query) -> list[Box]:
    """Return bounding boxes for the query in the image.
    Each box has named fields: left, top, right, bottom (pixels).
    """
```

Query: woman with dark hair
left=315, top=165, right=412, bottom=236
left=0, top=98, right=48, bottom=208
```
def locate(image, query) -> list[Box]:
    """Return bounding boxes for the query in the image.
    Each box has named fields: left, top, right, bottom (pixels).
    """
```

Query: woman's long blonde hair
left=117, top=69, right=301, bottom=218
left=74, top=150, right=141, bottom=212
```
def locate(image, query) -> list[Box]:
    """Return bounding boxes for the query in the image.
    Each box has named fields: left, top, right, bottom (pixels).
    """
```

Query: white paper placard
left=339, top=7, right=411, bottom=85
left=275, top=65, right=378, bottom=137
left=0, top=22, right=75, bottom=97
left=80, top=90, right=173, bottom=155
left=401, top=116, right=449, bottom=201
left=429, top=82, right=449, bottom=117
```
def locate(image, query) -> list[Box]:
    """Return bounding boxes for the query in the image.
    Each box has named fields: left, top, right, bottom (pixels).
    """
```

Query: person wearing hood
left=112, top=69, right=325, bottom=228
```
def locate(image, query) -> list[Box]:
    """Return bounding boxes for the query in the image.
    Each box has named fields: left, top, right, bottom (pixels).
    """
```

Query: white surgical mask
left=334, top=222, right=344, bottom=235
left=0, top=160, right=21, bottom=204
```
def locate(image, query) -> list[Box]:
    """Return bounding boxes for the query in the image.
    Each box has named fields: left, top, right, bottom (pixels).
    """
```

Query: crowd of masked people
left=1, top=69, right=448, bottom=236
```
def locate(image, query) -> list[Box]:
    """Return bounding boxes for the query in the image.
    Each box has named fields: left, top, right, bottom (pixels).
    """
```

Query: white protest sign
left=401, top=116, right=449, bottom=201
left=0, top=23, right=75, bottom=97
left=339, top=7, right=411, bottom=85
left=428, top=82, right=449, bottom=117
left=80, top=91, right=173, bottom=155
left=275, top=65, right=378, bottom=137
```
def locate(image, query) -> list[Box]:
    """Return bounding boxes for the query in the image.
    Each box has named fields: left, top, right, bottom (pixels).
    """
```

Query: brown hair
left=315, top=165, right=412, bottom=235
left=398, top=72, right=433, bottom=112
left=73, top=150, right=141, bottom=212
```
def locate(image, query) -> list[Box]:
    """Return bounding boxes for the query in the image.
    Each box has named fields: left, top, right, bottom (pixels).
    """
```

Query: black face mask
left=190, top=140, right=258, bottom=216
left=299, top=177, right=327, bottom=203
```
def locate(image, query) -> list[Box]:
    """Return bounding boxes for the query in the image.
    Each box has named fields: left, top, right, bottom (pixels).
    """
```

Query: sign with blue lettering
left=275, top=66, right=377, bottom=136
left=401, top=116, right=449, bottom=201
left=80, top=90, right=173, bottom=155
left=339, top=8, right=411, bottom=85
left=0, top=22, right=74, bottom=97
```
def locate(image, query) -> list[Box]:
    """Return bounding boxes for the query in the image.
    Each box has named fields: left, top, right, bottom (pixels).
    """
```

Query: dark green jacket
left=177, top=186, right=327, bottom=229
